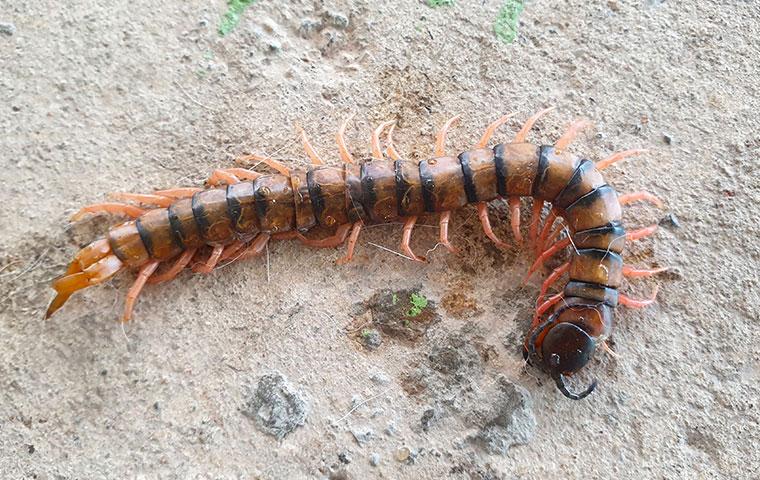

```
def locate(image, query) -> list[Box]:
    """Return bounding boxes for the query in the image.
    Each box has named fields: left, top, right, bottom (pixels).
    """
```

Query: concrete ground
left=1, top=0, right=758, bottom=478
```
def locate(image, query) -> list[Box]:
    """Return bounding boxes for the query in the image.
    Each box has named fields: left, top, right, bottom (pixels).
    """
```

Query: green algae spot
left=427, top=0, right=455, bottom=7
left=406, top=292, right=429, bottom=317
left=494, top=0, right=524, bottom=43
left=219, top=0, right=258, bottom=37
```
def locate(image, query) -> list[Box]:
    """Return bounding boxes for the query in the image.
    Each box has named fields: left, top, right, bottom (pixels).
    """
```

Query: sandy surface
left=1, top=0, right=759, bottom=478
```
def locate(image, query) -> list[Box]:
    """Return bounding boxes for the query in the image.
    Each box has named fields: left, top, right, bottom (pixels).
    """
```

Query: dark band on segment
left=533, top=145, right=552, bottom=196
left=225, top=184, right=243, bottom=231
left=108, top=234, right=128, bottom=262
left=563, top=280, right=619, bottom=307
left=306, top=169, right=325, bottom=224
left=191, top=192, right=210, bottom=238
left=394, top=160, right=408, bottom=215
left=419, top=160, right=436, bottom=213
left=493, top=144, right=508, bottom=197
left=134, top=218, right=154, bottom=258
left=167, top=204, right=186, bottom=249
left=360, top=162, right=377, bottom=215
left=553, top=159, right=594, bottom=208
left=458, top=151, right=478, bottom=203
left=564, top=184, right=613, bottom=213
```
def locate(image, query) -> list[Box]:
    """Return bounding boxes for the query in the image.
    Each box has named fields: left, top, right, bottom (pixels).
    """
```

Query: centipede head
left=526, top=314, right=598, bottom=400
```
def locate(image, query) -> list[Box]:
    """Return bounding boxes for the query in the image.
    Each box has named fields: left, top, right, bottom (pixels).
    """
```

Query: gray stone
left=351, top=425, right=374, bottom=445
left=0, top=22, right=15, bottom=36
left=242, top=372, right=309, bottom=440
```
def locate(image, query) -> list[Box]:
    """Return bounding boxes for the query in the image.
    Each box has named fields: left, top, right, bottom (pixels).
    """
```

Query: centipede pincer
left=46, top=108, right=667, bottom=400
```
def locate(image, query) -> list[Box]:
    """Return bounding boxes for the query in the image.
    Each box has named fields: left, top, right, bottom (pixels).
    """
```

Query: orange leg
left=66, top=238, right=111, bottom=274
left=555, top=119, right=592, bottom=153
left=540, top=224, right=564, bottom=258
left=532, top=293, right=564, bottom=328
left=336, top=221, right=363, bottom=264
left=192, top=245, right=224, bottom=274
left=235, top=153, right=290, bottom=176
left=154, top=187, right=202, bottom=198
left=206, top=169, right=240, bottom=186
left=336, top=115, right=355, bottom=164
left=148, top=248, right=197, bottom=284
left=121, top=260, right=160, bottom=323
left=46, top=254, right=125, bottom=319
left=513, top=107, right=555, bottom=143
left=535, top=208, right=559, bottom=256
left=627, top=224, right=658, bottom=241
left=109, top=193, right=174, bottom=207
left=237, top=234, right=271, bottom=260
left=71, top=203, right=146, bottom=222
left=524, top=237, right=572, bottom=282
left=619, top=286, right=659, bottom=308
left=298, top=126, right=325, bottom=165
left=507, top=196, right=523, bottom=244
left=623, top=265, right=668, bottom=277
left=438, top=211, right=458, bottom=253
left=371, top=121, right=395, bottom=160
left=476, top=112, right=516, bottom=148
left=386, top=124, right=402, bottom=161
left=297, top=223, right=353, bottom=248
left=540, top=261, right=570, bottom=300
left=476, top=202, right=508, bottom=249
left=400, top=216, right=425, bottom=262
left=528, top=200, right=544, bottom=247
left=219, top=240, right=246, bottom=261
left=619, top=191, right=664, bottom=208
left=435, top=115, right=460, bottom=156
left=596, top=149, right=647, bottom=170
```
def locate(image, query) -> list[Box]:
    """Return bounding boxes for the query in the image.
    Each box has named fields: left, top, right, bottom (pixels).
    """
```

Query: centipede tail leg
left=298, top=126, right=325, bottom=165
left=400, top=216, right=426, bottom=262
left=121, top=260, right=160, bottom=323
left=46, top=254, right=125, bottom=319
left=476, top=202, right=508, bottom=249
left=513, top=107, right=555, bottom=143
left=71, top=203, right=146, bottom=221
left=619, top=286, right=659, bottom=308
left=337, top=116, right=355, bottom=164
left=148, top=249, right=197, bottom=284
left=476, top=113, right=516, bottom=148
left=192, top=245, right=224, bottom=274
left=555, top=119, right=592, bottom=152
left=336, top=221, right=363, bottom=264
left=507, top=197, right=523, bottom=245
left=619, top=192, right=664, bottom=208
left=438, top=211, right=458, bottom=254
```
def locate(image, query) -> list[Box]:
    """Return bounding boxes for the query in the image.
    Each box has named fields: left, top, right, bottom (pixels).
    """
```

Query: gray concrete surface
left=1, top=0, right=758, bottom=478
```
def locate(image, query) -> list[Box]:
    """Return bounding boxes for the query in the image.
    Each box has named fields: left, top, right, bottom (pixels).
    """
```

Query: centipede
left=46, top=107, right=667, bottom=400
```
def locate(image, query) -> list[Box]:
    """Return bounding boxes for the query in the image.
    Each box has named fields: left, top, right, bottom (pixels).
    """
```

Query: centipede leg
left=386, top=124, right=402, bottom=160
left=476, top=112, right=516, bottom=148
left=524, top=237, right=571, bottom=282
left=535, top=208, right=559, bottom=256
left=438, top=211, right=458, bottom=253
left=627, top=224, right=658, bottom=241
left=539, top=262, right=570, bottom=301
left=71, top=203, right=146, bottom=222
left=121, top=260, right=160, bottom=323
left=109, top=193, right=174, bottom=207
left=532, top=293, right=564, bottom=328
left=476, top=202, right=508, bottom=249
left=336, top=115, right=355, bottom=164
left=623, top=265, right=668, bottom=277
left=192, top=245, right=224, bottom=274
left=336, top=221, right=363, bottom=264
left=148, top=248, right=197, bottom=284
left=371, top=121, right=395, bottom=160
left=238, top=233, right=271, bottom=260
left=596, top=149, right=648, bottom=170
left=619, top=191, right=664, bottom=208
left=513, top=107, right=555, bottom=143
left=528, top=200, right=544, bottom=248
left=619, top=286, right=659, bottom=308
left=507, top=196, right=523, bottom=244
left=435, top=115, right=460, bottom=156
left=555, top=119, right=592, bottom=153
left=219, top=240, right=246, bottom=261
left=207, top=168, right=261, bottom=186
left=298, top=126, right=325, bottom=165
left=297, top=223, right=352, bottom=248
left=400, top=216, right=426, bottom=262
left=235, top=153, right=290, bottom=176
left=154, top=187, right=203, bottom=198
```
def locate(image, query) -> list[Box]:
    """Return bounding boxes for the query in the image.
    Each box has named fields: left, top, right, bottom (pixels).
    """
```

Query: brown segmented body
left=47, top=112, right=665, bottom=400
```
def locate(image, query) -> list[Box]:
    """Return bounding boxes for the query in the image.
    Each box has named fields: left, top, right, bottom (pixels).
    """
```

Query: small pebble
left=659, top=213, right=681, bottom=229
left=338, top=452, right=351, bottom=464
left=299, top=18, right=321, bottom=37
left=663, top=133, right=674, bottom=145
left=0, top=22, right=15, bottom=36
left=369, top=453, right=380, bottom=466
left=369, top=370, right=390, bottom=385
left=361, top=328, right=382, bottom=350
left=395, top=446, right=411, bottom=462
left=324, top=11, right=349, bottom=29
left=351, top=426, right=374, bottom=445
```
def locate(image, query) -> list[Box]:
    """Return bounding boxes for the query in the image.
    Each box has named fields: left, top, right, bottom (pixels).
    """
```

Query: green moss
left=494, top=0, right=524, bottom=44
left=406, top=292, right=429, bottom=317
left=392, top=293, right=399, bottom=305
left=360, top=328, right=373, bottom=339
left=219, top=0, right=258, bottom=37
left=427, top=0, right=455, bottom=7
